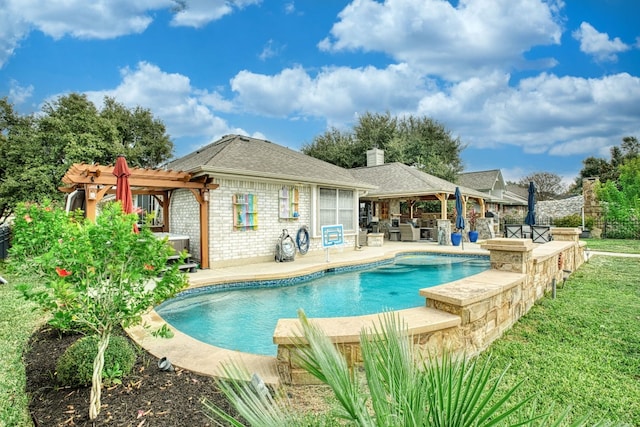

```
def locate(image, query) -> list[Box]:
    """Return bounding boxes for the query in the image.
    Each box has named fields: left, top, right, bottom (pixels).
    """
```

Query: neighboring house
left=165, top=135, right=375, bottom=267
left=458, top=170, right=527, bottom=218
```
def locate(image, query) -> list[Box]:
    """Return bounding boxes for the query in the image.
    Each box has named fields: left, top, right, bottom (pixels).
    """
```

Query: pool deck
left=128, top=240, right=490, bottom=385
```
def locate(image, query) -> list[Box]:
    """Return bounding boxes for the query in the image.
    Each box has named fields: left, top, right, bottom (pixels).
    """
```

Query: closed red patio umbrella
left=112, top=155, right=139, bottom=233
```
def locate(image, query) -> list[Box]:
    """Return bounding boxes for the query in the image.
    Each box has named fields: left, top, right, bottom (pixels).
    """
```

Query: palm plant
left=203, top=310, right=598, bottom=426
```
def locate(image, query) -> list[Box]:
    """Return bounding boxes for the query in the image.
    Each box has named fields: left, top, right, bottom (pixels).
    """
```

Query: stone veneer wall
left=536, top=195, right=583, bottom=220
left=277, top=326, right=461, bottom=385
left=169, top=179, right=358, bottom=267
left=275, top=228, right=585, bottom=385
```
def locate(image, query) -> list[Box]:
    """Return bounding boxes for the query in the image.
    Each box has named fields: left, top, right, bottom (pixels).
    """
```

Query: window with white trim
left=318, top=188, right=354, bottom=231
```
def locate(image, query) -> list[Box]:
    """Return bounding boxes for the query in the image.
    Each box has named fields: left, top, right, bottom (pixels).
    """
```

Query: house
left=165, top=135, right=376, bottom=267
left=457, top=169, right=527, bottom=218
left=60, top=136, right=489, bottom=268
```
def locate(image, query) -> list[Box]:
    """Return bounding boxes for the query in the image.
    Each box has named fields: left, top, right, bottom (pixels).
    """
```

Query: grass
left=582, top=238, right=640, bottom=254
left=0, top=267, right=44, bottom=427
left=1, top=240, right=639, bottom=426
left=478, top=254, right=640, bottom=425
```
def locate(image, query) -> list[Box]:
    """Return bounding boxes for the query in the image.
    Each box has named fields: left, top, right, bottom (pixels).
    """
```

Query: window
left=319, top=188, right=354, bottom=231
left=279, top=186, right=299, bottom=219
left=233, top=193, right=258, bottom=230
left=135, top=194, right=163, bottom=227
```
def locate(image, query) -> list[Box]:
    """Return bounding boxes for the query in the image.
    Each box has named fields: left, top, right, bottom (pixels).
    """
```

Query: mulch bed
left=24, top=326, right=240, bottom=426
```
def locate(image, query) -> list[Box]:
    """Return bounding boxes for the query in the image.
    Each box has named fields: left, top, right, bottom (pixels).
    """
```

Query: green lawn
left=2, top=241, right=639, bottom=426
left=583, top=237, right=640, bottom=254
left=479, top=254, right=640, bottom=425
left=0, top=269, right=44, bottom=427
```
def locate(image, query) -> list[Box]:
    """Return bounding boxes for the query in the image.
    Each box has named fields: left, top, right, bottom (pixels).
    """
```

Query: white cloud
left=0, top=0, right=261, bottom=68
left=8, top=79, right=34, bottom=104
left=84, top=62, right=243, bottom=141
left=284, top=2, right=296, bottom=15
left=229, top=60, right=640, bottom=160
left=572, top=22, right=630, bottom=62
left=169, top=0, right=260, bottom=28
left=258, top=39, right=283, bottom=61
left=13, top=0, right=172, bottom=40
left=319, top=0, right=563, bottom=81
left=230, top=63, right=426, bottom=124
left=0, top=5, right=30, bottom=68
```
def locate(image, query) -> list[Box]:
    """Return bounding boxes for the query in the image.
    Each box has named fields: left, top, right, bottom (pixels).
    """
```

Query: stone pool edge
left=127, top=245, right=489, bottom=386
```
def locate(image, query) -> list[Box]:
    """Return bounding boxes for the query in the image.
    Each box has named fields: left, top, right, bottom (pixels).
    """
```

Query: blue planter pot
left=451, top=232, right=462, bottom=246
left=468, top=230, right=479, bottom=243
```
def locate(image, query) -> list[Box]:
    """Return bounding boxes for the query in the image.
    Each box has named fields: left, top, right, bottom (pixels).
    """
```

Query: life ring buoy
left=296, top=226, right=310, bottom=255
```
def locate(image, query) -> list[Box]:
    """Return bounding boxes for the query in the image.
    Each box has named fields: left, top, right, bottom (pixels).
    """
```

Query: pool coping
left=127, top=242, right=490, bottom=385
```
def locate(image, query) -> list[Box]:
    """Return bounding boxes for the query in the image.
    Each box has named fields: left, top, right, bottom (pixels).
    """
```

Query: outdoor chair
left=531, top=225, right=551, bottom=243
left=399, top=223, right=420, bottom=241
left=505, top=224, right=523, bottom=238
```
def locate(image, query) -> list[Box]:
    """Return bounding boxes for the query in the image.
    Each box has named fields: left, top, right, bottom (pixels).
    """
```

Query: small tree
left=11, top=201, right=188, bottom=421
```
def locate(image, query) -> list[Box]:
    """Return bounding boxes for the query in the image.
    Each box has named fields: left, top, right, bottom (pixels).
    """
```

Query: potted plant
left=468, top=208, right=480, bottom=243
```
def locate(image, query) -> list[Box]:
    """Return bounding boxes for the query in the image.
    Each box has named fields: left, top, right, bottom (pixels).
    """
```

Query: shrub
left=56, top=335, right=137, bottom=387
left=553, top=214, right=594, bottom=229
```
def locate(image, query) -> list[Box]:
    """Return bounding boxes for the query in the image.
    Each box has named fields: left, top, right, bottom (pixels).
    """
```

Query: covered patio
left=350, top=162, right=489, bottom=240
left=59, top=162, right=218, bottom=268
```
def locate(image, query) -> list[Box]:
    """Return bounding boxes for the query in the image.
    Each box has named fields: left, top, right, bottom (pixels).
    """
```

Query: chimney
left=366, top=148, right=384, bottom=167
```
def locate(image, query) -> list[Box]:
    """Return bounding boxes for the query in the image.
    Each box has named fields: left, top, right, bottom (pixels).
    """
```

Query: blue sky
left=1, top=0, right=638, bottom=186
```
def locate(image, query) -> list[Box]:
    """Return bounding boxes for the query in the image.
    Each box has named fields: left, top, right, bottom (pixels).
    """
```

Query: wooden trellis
left=59, top=163, right=218, bottom=269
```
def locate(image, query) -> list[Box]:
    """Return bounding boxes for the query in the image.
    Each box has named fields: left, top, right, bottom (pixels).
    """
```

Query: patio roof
left=351, top=163, right=487, bottom=201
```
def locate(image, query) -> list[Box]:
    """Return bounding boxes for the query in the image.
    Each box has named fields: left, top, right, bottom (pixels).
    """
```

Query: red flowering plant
left=11, top=201, right=188, bottom=421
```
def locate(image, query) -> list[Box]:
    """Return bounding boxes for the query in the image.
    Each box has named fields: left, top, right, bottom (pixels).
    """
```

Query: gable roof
left=506, top=183, right=530, bottom=199
left=458, top=169, right=505, bottom=192
left=350, top=162, right=487, bottom=200
left=166, top=134, right=375, bottom=189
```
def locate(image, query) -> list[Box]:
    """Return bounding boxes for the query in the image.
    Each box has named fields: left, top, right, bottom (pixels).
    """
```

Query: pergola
left=59, top=163, right=218, bottom=268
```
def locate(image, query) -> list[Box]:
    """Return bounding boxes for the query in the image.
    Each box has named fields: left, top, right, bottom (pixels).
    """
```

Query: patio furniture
left=505, top=224, right=523, bottom=238
left=399, top=223, right=421, bottom=241
left=531, top=225, right=551, bottom=243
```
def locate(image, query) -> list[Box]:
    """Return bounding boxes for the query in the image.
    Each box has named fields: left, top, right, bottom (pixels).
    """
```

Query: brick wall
left=169, top=178, right=357, bottom=267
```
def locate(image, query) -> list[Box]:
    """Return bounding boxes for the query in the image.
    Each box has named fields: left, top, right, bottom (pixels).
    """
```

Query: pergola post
left=435, top=193, right=448, bottom=219
left=190, top=189, right=210, bottom=269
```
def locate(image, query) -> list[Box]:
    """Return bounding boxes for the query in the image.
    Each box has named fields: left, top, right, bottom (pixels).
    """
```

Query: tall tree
left=0, top=98, right=46, bottom=224
left=519, top=172, right=566, bottom=201
left=100, top=97, right=173, bottom=168
left=302, top=112, right=464, bottom=181
left=300, top=127, right=359, bottom=169
left=572, top=136, right=639, bottom=192
left=0, top=94, right=174, bottom=224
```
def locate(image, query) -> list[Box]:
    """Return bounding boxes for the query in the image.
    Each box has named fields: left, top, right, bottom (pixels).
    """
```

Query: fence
left=0, top=225, right=9, bottom=260
left=501, top=216, right=640, bottom=239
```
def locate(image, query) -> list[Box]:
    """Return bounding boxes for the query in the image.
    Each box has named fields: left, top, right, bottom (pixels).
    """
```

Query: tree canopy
left=572, top=136, right=639, bottom=192
left=301, top=112, right=464, bottom=182
left=518, top=172, right=566, bottom=201
left=0, top=94, right=174, bottom=224
left=596, top=156, right=640, bottom=223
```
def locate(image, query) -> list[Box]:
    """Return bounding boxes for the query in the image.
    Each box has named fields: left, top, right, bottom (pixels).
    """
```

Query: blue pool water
left=156, top=254, right=489, bottom=356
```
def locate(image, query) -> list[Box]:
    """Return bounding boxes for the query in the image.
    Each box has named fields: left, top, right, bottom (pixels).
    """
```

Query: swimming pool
left=156, top=253, right=489, bottom=356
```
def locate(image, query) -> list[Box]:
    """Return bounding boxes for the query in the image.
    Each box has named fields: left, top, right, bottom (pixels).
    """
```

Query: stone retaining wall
left=274, top=228, right=585, bottom=385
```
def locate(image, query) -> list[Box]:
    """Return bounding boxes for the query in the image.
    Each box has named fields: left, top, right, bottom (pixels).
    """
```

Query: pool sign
left=321, top=224, right=344, bottom=248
